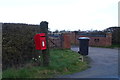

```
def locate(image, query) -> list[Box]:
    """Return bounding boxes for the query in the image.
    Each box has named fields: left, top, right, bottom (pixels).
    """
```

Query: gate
left=48, top=33, right=62, bottom=48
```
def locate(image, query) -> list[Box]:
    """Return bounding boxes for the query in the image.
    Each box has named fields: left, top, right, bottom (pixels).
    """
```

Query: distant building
left=67, top=31, right=112, bottom=47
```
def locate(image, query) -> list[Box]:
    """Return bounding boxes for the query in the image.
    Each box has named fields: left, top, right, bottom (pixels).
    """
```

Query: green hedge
left=2, top=23, right=41, bottom=70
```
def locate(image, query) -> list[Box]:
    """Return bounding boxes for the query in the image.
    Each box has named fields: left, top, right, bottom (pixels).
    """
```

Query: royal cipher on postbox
left=34, top=33, right=47, bottom=50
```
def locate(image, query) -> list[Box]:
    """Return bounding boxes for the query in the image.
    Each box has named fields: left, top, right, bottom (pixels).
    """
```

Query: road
left=58, top=46, right=118, bottom=78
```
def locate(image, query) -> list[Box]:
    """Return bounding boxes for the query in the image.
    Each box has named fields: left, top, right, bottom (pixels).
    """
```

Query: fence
left=48, top=33, right=62, bottom=48
left=48, top=33, right=71, bottom=49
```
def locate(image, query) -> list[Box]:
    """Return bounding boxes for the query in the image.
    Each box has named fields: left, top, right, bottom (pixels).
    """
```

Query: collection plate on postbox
left=34, top=33, right=47, bottom=50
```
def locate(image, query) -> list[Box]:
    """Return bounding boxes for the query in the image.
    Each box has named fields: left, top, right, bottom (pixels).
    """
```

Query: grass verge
left=90, top=44, right=120, bottom=48
left=2, top=49, right=90, bottom=78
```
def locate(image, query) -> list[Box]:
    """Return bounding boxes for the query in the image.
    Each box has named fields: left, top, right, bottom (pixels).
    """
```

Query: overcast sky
left=0, top=0, right=119, bottom=31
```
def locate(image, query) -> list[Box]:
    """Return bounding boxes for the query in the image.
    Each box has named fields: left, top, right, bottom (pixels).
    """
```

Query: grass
left=90, top=44, right=120, bottom=48
left=2, top=49, right=90, bottom=78
left=107, top=44, right=120, bottom=48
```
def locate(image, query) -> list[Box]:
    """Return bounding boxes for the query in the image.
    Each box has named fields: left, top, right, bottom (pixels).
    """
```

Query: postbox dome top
left=78, top=37, right=90, bottom=40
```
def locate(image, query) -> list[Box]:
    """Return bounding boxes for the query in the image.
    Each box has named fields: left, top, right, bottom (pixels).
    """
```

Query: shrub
left=2, top=23, right=40, bottom=69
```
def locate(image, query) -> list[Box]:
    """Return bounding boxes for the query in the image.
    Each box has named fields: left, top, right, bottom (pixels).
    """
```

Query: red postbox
left=34, top=33, right=47, bottom=50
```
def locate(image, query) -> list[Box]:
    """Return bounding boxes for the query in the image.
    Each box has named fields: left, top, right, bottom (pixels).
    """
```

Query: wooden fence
left=48, top=33, right=71, bottom=49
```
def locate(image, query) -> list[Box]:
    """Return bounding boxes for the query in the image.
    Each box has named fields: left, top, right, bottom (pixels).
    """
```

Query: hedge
left=2, top=23, right=41, bottom=70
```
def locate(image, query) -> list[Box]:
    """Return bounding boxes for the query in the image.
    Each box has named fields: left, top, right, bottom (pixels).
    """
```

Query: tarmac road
left=58, top=46, right=119, bottom=78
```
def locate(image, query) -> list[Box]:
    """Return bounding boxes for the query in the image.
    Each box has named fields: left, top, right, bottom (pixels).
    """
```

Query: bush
left=2, top=23, right=41, bottom=69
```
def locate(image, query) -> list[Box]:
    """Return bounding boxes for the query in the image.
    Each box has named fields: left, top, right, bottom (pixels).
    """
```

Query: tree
left=60, top=30, right=66, bottom=33
left=53, top=30, right=59, bottom=33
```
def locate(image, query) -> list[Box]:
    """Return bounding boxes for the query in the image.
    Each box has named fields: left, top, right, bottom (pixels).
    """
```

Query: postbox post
left=40, top=21, right=50, bottom=66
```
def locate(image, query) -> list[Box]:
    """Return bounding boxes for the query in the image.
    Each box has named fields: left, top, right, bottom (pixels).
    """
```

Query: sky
left=0, top=0, right=119, bottom=31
